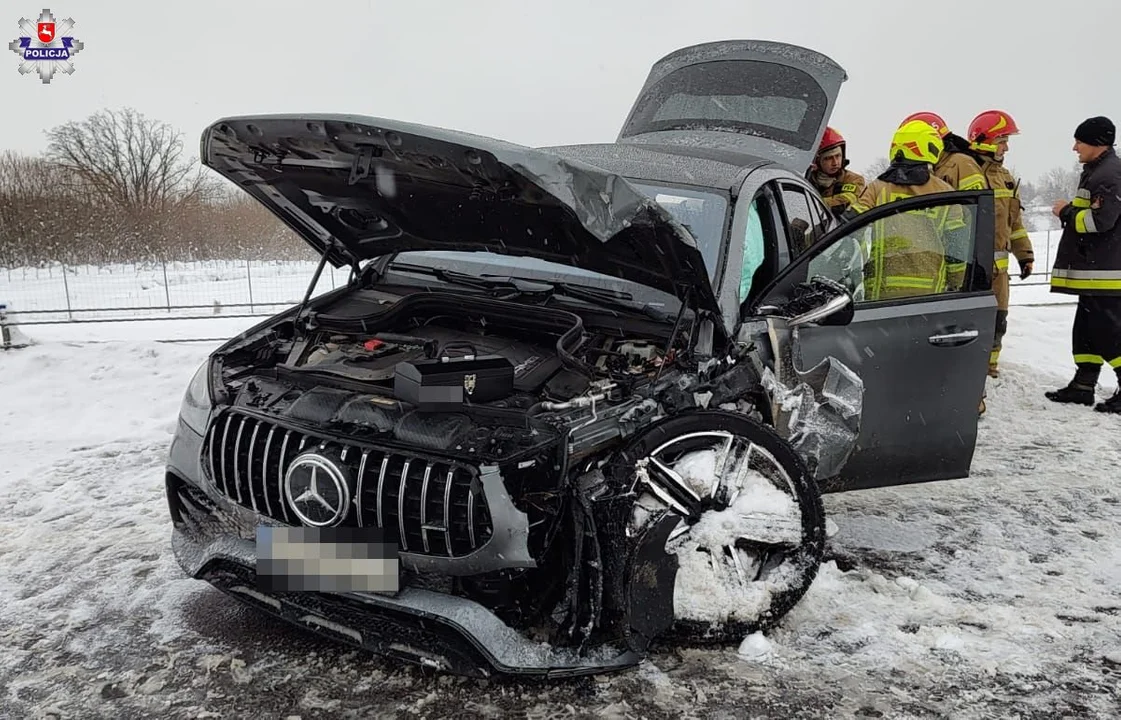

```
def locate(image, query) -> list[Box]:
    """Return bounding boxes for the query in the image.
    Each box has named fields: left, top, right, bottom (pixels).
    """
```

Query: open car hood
left=618, top=40, right=847, bottom=174
left=199, top=114, right=721, bottom=316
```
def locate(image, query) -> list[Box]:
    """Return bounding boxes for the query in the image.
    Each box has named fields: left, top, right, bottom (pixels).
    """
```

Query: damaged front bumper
left=165, top=419, right=643, bottom=679
left=172, top=528, right=641, bottom=678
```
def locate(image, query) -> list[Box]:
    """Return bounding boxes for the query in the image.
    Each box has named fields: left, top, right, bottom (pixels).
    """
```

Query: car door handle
left=928, top=329, right=979, bottom=347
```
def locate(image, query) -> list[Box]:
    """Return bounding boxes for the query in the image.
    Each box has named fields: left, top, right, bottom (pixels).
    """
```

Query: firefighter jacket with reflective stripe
left=933, top=150, right=986, bottom=284
left=814, top=169, right=866, bottom=214
left=935, top=150, right=987, bottom=192
left=1052, top=147, right=1121, bottom=296
left=849, top=166, right=969, bottom=300
left=978, top=156, right=1033, bottom=276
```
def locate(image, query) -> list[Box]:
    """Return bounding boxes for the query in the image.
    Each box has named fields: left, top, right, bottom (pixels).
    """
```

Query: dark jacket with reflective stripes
left=1052, top=147, right=1121, bottom=295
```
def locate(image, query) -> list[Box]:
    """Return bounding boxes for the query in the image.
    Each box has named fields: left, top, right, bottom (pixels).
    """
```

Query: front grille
left=202, top=409, right=493, bottom=556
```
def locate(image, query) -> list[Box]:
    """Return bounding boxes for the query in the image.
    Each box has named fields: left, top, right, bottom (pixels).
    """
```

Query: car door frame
left=721, top=168, right=798, bottom=315
left=723, top=169, right=843, bottom=312
left=772, top=177, right=838, bottom=259
left=741, top=188, right=998, bottom=492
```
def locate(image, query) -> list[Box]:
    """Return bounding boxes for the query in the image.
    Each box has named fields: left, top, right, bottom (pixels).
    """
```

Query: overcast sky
left=4, top=0, right=1119, bottom=185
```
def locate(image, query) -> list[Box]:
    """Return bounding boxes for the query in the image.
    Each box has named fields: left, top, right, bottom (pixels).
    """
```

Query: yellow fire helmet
left=890, top=120, right=945, bottom=164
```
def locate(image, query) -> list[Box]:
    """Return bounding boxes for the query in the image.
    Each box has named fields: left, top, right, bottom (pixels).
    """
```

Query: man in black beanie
left=1047, top=115, right=1121, bottom=412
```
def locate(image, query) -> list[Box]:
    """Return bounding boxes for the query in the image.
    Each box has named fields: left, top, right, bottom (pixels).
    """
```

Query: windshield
left=628, top=181, right=727, bottom=277
left=386, top=180, right=728, bottom=305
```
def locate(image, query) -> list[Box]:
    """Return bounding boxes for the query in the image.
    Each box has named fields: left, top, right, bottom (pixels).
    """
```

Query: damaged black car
left=164, top=39, right=999, bottom=677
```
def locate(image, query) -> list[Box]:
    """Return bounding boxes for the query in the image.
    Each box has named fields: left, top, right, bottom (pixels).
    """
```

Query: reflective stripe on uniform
left=1010, top=228, right=1029, bottom=241
left=1074, top=209, right=1098, bottom=233
left=882, top=276, right=940, bottom=290
left=1072, top=354, right=1121, bottom=367
left=993, top=188, right=1015, bottom=198
left=1051, top=267, right=1121, bottom=290
left=994, top=250, right=1010, bottom=270
left=959, top=173, right=986, bottom=190
left=990, top=349, right=1000, bottom=364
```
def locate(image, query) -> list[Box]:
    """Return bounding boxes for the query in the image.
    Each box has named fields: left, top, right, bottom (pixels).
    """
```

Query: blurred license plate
left=255, top=525, right=400, bottom=594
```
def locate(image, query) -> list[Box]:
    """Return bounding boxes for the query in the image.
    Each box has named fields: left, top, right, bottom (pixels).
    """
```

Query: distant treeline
left=0, top=107, right=308, bottom=267
left=1, top=106, right=1086, bottom=268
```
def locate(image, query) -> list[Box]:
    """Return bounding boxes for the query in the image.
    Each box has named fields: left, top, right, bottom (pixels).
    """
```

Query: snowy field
left=3, top=296, right=1120, bottom=718
left=0, top=229, right=1074, bottom=325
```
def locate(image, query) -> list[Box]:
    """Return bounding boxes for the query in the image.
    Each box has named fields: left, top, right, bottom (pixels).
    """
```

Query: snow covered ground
left=2, top=301, right=1120, bottom=719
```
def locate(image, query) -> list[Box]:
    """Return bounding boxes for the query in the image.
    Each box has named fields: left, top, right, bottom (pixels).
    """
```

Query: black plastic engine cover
left=394, top=354, right=515, bottom=411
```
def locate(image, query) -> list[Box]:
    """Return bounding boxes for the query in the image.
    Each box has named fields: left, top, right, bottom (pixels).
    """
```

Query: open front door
left=750, top=190, right=997, bottom=491
left=618, top=40, right=847, bottom=173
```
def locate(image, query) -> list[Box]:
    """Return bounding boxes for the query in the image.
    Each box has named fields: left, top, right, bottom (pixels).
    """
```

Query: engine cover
left=394, top=355, right=516, bottom=411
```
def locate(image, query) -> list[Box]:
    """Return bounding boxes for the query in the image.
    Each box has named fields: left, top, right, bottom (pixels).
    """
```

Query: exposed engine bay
left=187, top=282, right=864, bottom=675
left=212, top=290, right=704, bottom=465
left=288, top=313, right=669, bottom=400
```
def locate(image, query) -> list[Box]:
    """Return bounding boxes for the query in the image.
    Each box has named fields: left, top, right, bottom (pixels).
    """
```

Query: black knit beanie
left=1074, top=116, right=1115, bottom=146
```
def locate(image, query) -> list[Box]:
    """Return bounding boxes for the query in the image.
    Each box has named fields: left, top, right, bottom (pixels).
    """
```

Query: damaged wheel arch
left=607, top=409, right=826, bottom=645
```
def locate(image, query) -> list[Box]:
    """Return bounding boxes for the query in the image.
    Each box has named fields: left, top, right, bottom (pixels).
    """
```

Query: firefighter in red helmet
left=807, top=127, right=866, bottom=217
left=904, top=111, right=988, bottom=194
left=968, top=109, right=1034, bottom=379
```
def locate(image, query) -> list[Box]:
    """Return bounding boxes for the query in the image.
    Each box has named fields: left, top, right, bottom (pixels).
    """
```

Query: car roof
left=540, top=142, right=776, bottom=194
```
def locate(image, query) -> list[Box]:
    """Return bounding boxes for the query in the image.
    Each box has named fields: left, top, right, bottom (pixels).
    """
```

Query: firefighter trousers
left=990, top=272, right=1010, bottom=370
left=1072, top=294, right=1121, bottom=385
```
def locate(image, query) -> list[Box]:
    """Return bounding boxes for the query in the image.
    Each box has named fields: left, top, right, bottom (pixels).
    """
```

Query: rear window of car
left=619, top=59, right=829, bottom=151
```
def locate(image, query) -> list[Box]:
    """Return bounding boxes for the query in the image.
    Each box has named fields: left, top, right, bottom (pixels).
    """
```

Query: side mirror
left=783, top=276, right=855, bottom=328
left=789, top=288, right=852, bottom=327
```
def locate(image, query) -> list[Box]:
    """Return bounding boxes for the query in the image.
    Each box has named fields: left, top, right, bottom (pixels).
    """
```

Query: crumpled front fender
left=760, top=317, right=864, bottom=483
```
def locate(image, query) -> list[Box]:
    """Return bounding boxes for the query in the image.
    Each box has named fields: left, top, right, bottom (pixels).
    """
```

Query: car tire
left=618, top=409, right=826, bottom=645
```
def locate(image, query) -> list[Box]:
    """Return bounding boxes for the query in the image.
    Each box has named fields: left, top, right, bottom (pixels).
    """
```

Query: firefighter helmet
left=818, top=126, right=846, bottom=154
left=890, top=120, right=944, bottom=164
left=902, top=112, right=950, bottom=138
left=968, top=110, right=1020, bottom=144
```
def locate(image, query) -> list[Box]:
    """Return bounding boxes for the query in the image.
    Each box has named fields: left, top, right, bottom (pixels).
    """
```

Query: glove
left=1019, top=262, right=1033, bottom=280
left=1058, top=203, right=1075, bottom=227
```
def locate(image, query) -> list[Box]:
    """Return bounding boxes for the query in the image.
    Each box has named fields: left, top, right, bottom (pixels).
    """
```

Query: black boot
left=1045, top=381, right=1096, bottom=406
left=1096, top=374, right=1121, bottom=413
left=1046, top=365, right=1100, bottom=406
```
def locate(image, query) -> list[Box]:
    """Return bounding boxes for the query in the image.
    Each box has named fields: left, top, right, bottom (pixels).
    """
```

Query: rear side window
left=779, top=184, right=818, bottom=256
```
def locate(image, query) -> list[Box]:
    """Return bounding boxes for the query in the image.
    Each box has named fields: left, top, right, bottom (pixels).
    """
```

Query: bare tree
left=861, top=157, right=889, bottom=178
left=1034, top=161, right=1082, bottom=207
left=44, top=107, right=220, bottom=213
left=0, top=151, right=115, bottom=266
left=1017, top=179, right=1038, bottom=206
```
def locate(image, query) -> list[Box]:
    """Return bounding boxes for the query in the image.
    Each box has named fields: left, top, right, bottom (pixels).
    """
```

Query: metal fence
left=0, top=229, right=1074, bottom=327
left=1, top=258, right=347, bottom=325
